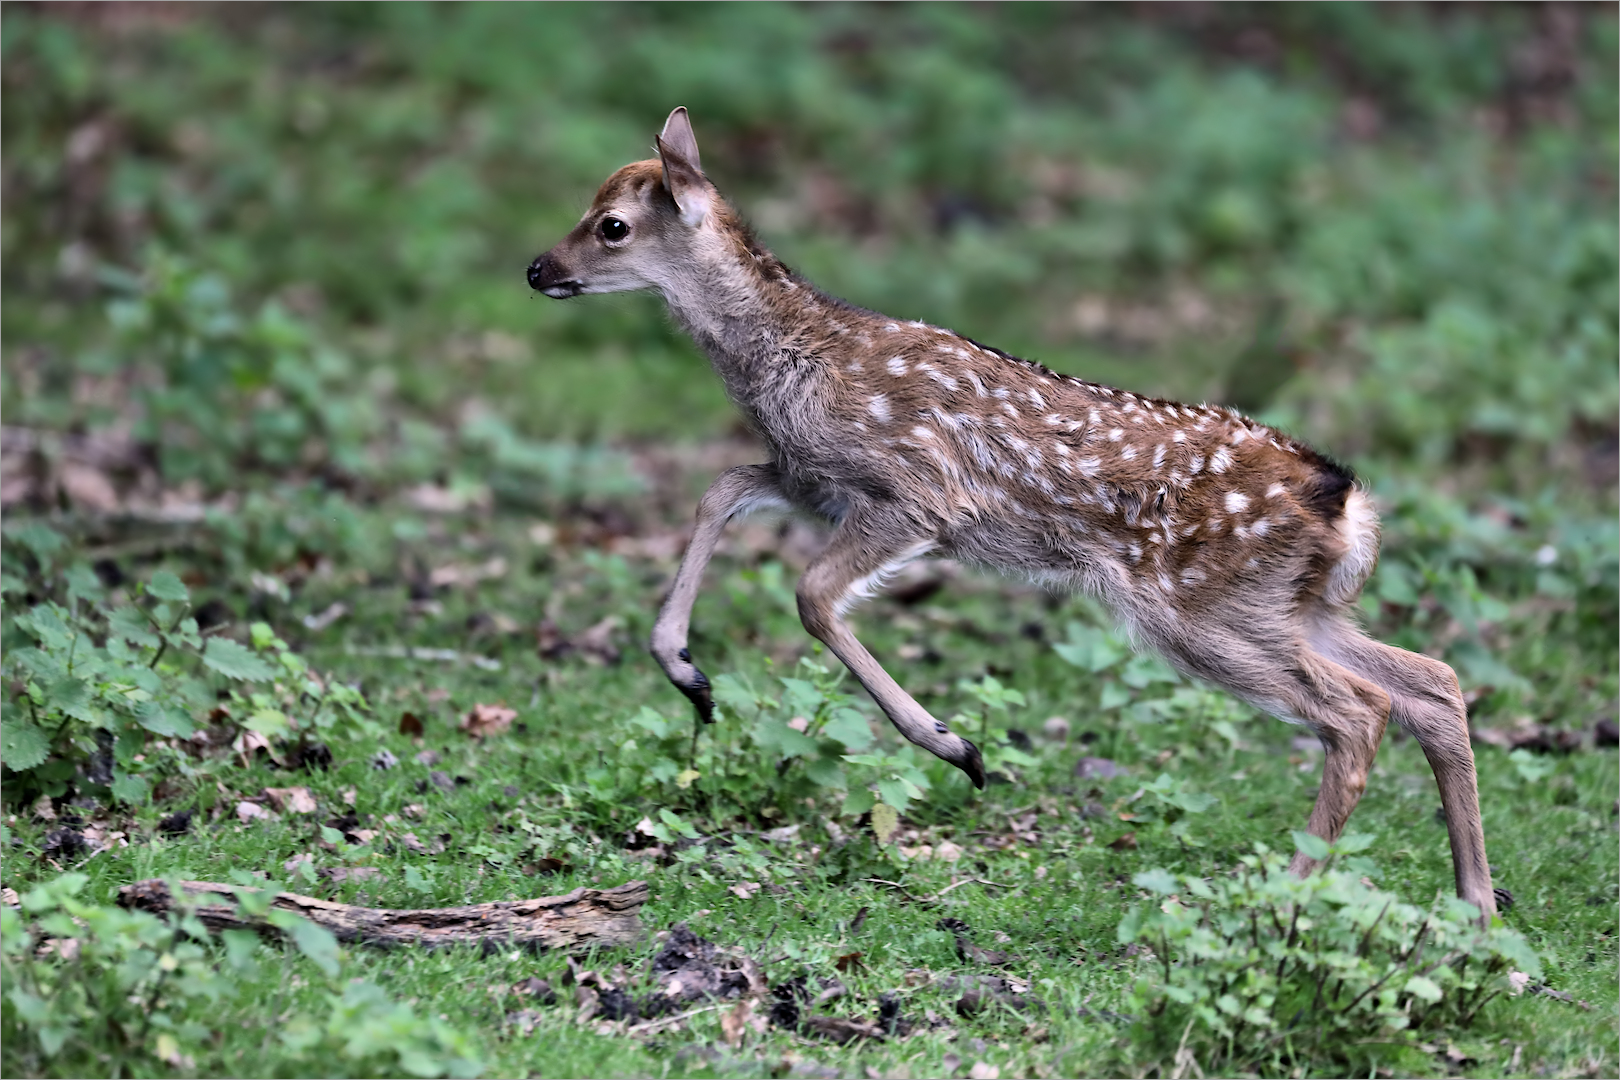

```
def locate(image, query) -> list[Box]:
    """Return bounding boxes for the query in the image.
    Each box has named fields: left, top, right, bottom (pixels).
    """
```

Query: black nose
left=526, top=259, right=545, bottom=291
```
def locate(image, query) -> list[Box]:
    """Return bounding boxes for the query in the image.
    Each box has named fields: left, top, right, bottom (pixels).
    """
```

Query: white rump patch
left=1324, top=488, right=1381, bottom=608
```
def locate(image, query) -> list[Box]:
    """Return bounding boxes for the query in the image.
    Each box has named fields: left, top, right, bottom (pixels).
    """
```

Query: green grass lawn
left=2, top=5, right=1616, bottom=1078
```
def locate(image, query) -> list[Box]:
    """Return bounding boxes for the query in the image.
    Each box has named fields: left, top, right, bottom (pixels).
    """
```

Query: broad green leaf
left=1134, top=868, right=1180, bottom=894
left=203, top=638, right=278, bottom=682
left=875, top=777, right=912, bottom=815
left=1403, top=975, right=1443, bottom=1003
left=110, top=770, right=150, bottom=805
left=1116, top=904, right=1143, bottom=944
left=1334, top=832, right=1377, bottom=854
left=1, top=721, right=51, bottom=771
left=841, top=787, right=875, bottom=817
left=821, top=708, right=874, bottom=751
left=246, top=709, right=290, bottom=738
left=1291, top=830, right=1331, bottom=862
left=134, top=701, right=195, bottom=738
left=145, top=571, right=190, bottom=603
left=271, top=911, right=341, bottom=977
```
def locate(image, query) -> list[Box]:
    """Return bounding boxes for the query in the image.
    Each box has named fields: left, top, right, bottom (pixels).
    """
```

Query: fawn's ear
left=656, top=106, right=709, bottom=228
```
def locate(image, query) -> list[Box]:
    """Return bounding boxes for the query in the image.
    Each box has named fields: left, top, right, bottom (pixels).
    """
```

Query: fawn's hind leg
left=1274, top=650, right=1393, bottom=878
left=1165, top=628, right=1390, bottom=876
left=1308, top=621, right=1497, bottom=920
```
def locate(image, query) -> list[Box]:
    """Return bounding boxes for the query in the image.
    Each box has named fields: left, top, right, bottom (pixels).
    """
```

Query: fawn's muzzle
left=527, top=254, right=581, bottom=298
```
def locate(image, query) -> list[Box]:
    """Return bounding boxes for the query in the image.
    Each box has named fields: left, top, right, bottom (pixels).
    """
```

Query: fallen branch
left=118, top=878, right=647, bottom=951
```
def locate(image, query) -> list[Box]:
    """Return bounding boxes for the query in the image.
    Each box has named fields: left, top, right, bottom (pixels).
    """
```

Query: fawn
left=528, top=108, right=1498, bottom=920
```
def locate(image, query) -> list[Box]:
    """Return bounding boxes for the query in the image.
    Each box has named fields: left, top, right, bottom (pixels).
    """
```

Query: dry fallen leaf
left=236, top=801, right=273, bottom=823
left=936, top=840, right=965, bottom=862
left=969, top=1061, right=1000, bottom=1080
left=460, top=703, right=517, bottom=739
left=729, top=881, right=762, bottom=900
left=340, top=786, right=358, bottom=807
left=399, top=711, right=425, bottom=738
left=720, top=999, right=753, bottom=1048
left=263, top=787, right=317, bottom=814
left=2, top=887, right=20, bottom=908
left=283, top=853, right=314, bottom=875
left=1108, top=831, right=1138, bottom=851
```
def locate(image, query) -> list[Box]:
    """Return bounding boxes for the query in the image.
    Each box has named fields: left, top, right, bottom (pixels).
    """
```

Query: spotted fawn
left=528, top=108, right=1497, bottom=920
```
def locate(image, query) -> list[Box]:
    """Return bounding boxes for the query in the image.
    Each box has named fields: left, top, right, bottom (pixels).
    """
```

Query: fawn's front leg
left=795, top=519, right=986, bottom=788
left=651, top=464, right=787, bottom=723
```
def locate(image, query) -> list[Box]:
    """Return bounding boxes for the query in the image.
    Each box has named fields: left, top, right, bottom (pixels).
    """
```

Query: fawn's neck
left=656, top=229, right=823, bottom=409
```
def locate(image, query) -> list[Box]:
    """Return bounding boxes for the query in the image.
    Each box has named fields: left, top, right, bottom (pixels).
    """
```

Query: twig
left=864, top=878, right=928, bottom=903
left=935, top=877, right=1012, bottom=898
left=624, top=1001, right=730, bottom=1034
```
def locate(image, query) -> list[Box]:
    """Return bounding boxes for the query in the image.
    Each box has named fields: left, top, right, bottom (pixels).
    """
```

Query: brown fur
left=528, top=108, right=1497, bottom=920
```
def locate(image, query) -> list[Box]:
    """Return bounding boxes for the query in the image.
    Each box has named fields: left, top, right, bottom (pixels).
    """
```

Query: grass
left=2, top=4, right=1616, bottom=1077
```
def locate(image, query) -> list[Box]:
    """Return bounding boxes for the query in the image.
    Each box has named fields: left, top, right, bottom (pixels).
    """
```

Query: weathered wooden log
left=117, top=878, right=648, bottom=952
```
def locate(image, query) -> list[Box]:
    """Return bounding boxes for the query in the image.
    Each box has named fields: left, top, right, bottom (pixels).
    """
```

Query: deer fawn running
left=528, top=108, right=1498, bottom=920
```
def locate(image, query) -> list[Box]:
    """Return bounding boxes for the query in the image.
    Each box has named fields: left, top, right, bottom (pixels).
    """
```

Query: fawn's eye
left=600, top=217, right=628, bottom=242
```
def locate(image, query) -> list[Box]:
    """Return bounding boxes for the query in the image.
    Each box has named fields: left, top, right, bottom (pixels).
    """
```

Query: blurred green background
left=2, top=1, right=1616, bottom=706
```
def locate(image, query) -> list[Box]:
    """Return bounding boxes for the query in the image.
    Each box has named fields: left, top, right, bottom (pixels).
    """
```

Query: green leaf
left=1403, top=975, right=1443, bottom=1003
left=1, top=722, right=51, bottom=771
left=146, top=571, right=190, bottom=603
left=1291, top=830, right=1331, bottom=862
left=1116, top=904, right=1143, bottom=944
left=134, top=701, right=195, bottom=738
left=875, top=777, right=912, bottom=815
left=203, top=638, right=278, bottom=682
left=246, top=709, right=290, bottom=738
left=841, top=787, right=875, bottom=817
left=273, top=911, right=341, bottom=977
left=821, top=708, right=874, bottom=751
left=1134, top=868, right=1181, bottom=894
left=1334, top=832, right=1377, bottom=854
left=110, top=770, right=150, bottom=805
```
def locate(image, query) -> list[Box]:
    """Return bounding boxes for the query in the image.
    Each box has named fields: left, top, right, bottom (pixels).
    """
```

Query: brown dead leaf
left=459, top=703, right=517, bottom=739
left=320, top=866, right=383, bottom=885
left=37, top=937, right=82, bottom=962
left=1108, top=831, right=1138, bottom=851
left=834, top=951, right=865, bottom=973
left=969, top=1062, right=1001, bottom=1080
left=263, top=787, right=317, bottom=814
left=399, top=711, right=425, bottom=737
left=2, top=887, right=18, bottom=908
left=429, top=557, right=507, bottom=588
left=340, top=786, right=357, bottom=807
left=236, top=801, right=274, bottom=823
left=405, top=483, right=491, bottom=515
left=801, top=1014, right=885, bottom=1044
left=729, top=881, right=762, bottom=900
left=283, top=853, right=314, bottom=875
left=537, top=615, right=622, bottom=665
left=720, top=998, right=754, bottom=1048
left=232, top=730, right=278, bottom=767
left=59, top=461, right=120, bottom=512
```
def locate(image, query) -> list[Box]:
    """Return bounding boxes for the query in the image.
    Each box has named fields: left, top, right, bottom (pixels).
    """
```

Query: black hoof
left=677, top=668, right=714, bottom=724
left=954, top=738, right=986, bottom=790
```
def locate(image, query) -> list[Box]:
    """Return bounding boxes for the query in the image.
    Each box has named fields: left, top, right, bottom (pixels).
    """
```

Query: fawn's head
left=528, top=107, right=724, bottom=299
